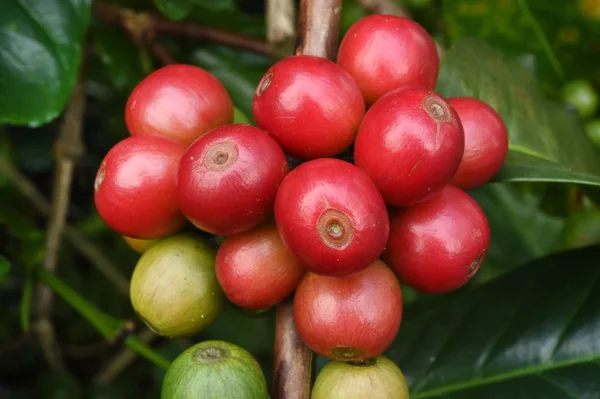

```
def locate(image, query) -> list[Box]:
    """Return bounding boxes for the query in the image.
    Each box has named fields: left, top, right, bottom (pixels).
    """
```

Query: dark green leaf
left=0, top=0, right=91, bottom=126
left=190, top=0, right=236, bottom=11
left=20, top=271, right=33, bottom=332
left=189, top=46, right=271, bottom=119
left=233, top=107, right=250, bottom=124
left=470, top=183, right=564, bottom=281
left=437, top=38, right=600, bottom=186
left=152, top=0, right=193, bottom=20
left=0, top=255, right=10, bottom=283
left=388, top=246, right=600, bottom=397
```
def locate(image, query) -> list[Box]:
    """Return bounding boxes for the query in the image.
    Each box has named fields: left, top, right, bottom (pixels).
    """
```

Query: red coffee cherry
left=293, top=260, right=403, bottom=362
left=94, top=136, right=186, bottom=239
left=177, top=124, right=288, bottom=236
left=252, top=55, right=365, bottom=159
left=274, top=158, right=389, bottom=276
left=383, top=185, right=490, bottom=294
left=126, top=64, right=233, bottom=147
left=337, top=15, right=439, bottom=106
left=447, top=97, right=509, bottom=190
left=354, top=87, right=464, bottom=207
left=215, top=223, right=305, bottom=309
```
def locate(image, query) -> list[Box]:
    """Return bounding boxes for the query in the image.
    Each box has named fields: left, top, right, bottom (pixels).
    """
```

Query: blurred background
left=1, top=0, right=600, bottom=397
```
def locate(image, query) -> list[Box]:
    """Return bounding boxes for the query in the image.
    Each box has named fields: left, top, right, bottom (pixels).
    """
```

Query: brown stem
left=272, top=1, right=342, bottom=398
left=149, top=41, right=176, bottom=65
left=93, top=2, right=270, bottom=56
left=0, top=158, right=130, bottom=295
left=32, top=69, right=87, bottom=373
left=266, top=0, right=296, bottom=58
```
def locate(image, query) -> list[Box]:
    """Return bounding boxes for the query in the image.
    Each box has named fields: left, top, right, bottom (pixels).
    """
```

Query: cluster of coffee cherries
left=94, top=14, right=508, bottom=399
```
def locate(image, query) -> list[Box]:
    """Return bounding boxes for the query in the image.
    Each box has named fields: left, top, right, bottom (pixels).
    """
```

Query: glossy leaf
left=388, top=246, right=600, bottom=398
left=437, top=38, right=600, bottom=186
left=152, top=0, right=193, bottom=20
left=0, top=0, right=91, bottom=126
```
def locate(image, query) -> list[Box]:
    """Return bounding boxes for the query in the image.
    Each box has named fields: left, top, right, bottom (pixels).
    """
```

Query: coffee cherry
left=337, top=15, right=439, bottom=106
left=252, top=55, right=365, bottom=159
left=161, top=340, right=268, bottom=399
left=177, top=124, right=288, bottom=236
left=383, top=185, right=490, bottom=294
left=130, top=233, right=223, bottom=337
left=123, top=236, right=160, bottom=254
left=311, top=356, right=410, bottom=399
left=274, top=158, right=389, bottom=276
left=293, top=260, right=402, bottom=361
left=126, top=64, right=233, bottom=147
left=354, top=87, right=464, bottom=207
left=94, top=136, right=187, bottom=239
left=216, top=223, right=305, bottom=309
left=448, top=97, right=509, bottom=189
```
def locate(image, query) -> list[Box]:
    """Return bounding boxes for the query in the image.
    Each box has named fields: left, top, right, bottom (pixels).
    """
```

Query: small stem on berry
left=272, top=1, right=341, bottom=398
left=357, top=0, right=410, bottom=17
left=149, top=41, right=176, bottom=66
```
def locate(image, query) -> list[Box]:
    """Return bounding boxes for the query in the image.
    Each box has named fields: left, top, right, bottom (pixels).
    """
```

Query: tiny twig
left=93, top=2, right=271, bottom=56
left=357, top=0, right=410, bottom=17
left=266, top=0, right=296, bottom=58
left=0, top=158, right=130, bottom=295
left=33, top=70, right=86, bottom=373
left=93, top=328, right=158, bottom=385
left=149, top=41, right=176, bottom=65
left=273, top=1, right=342, bottom=397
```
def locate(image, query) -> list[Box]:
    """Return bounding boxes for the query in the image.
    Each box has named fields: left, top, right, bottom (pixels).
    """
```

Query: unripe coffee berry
left=130, top=233, right=223, bottom=337
left=294, top=260, right=403, bottom=361
left=354, top=86, right=464, bottom=207
left=274, top=158, right=389, bottom=276
left=384, top=185, right=490, bottom=294
left=338, top=15, right=439, bottom=106
left=177, top=124, right=288, bottom=236
left=447, top=97, right=509, bottom=190
left=94, top=136, right=187, bottom=239
left=126, top=64, right=233, bottom=147
left=216, top=223, right=304, bottom=309
left=311, top=356, right=410, bottom=399
left=161, top=340, right=268, bottom=399
left=252, top=55, right=365, bottom=159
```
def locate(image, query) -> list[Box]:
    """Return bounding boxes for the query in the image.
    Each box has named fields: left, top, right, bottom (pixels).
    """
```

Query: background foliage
left=1, top=0, right=600, bottom=398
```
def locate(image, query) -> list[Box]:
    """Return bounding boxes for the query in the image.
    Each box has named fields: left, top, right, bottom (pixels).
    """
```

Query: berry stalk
left=272, top=1, right=341, bottom=398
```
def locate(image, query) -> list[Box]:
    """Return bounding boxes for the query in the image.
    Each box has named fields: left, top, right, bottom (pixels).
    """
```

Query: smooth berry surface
left=215, top=223, right=304, bottom=309
left=177, top=124, right=288, bottom=236
left=94, top=136, right=186, bottom=239
left=447, top=97, right=509, bottom=189
left=354, top=86, right=464, bottom=207
left=126, top=64, right=234, bottom=147
left=337, top=15, right=439, bottom=106
left=383, top=185, right=491, bottom=294
left=252, top=55, right=365, bottom=159
left=274, top=158, right=389, bottom=276
left=293, top=260, right=403, bottom=361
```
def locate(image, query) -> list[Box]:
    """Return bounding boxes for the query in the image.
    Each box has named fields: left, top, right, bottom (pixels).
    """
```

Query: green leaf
left=20, top=270, right=33, bottom=332
left=189, top=46, right=271, bottom=119
left=437, top=38, right=600, bottom=186
left=0, top=255, right=10, bottom=283
left=387, top=245, right=600, bottom=397
left=0, top=0, right=91, bottom=126
left=152, top=0, right=193, bottom=20
left=233, top=107, right=250, bottom=124
left=470, top=183, right=564, bottom=281
left=190, top=0, right=236, bottom=11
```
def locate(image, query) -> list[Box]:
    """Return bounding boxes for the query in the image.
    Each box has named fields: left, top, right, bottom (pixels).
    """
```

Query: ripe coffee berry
left=293, top=260, right=403, bottom=361
left=447, top=97, right=509, bottom=190
left=215, top=223, right=304, bottom=309
left=177, top=124, right=288, bottom=236
left=384, top=185, right=490, bottom=294
left=354, top=86, right=464, bottom=207
left=94, top=136, right=186, bottom=239
left=252, top=55, right=365, bottom=159
left=337, top=15, right=439, bottom=106
left=126, top=64, right=233, bottom=147
left=274, top=158, right=389, bottom=276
